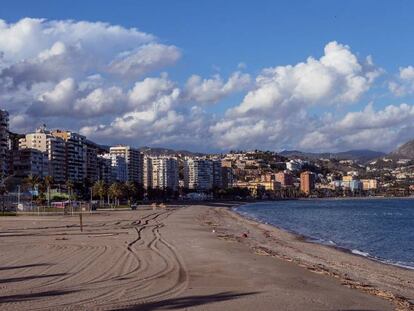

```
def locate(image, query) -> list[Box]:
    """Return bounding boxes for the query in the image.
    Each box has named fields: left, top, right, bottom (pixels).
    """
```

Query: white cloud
left=0, top=18, right=153, bottom=64
left=128, top=75, right=178, bottom=111
left=80, top=74, right=184, bottom=143
left=1, top=19, right=410, bottom=153
left=28, top=78, right=77, bottom=116
left=184, top=71, right=251, bottom=104
left=389, top=66, right=414, bottom=96
left=108, top=43, right=181, bottom=78
left=299, top=103, right=414, bottom=151
left=0, top=16, right=190, bottom=146
left=229, top=41, right=380, bottom=117
left=74, top=86, right=126, bottom=117
left=210, top=41, right=383, bottom=151
left=0, top=17, right=180, bottom=117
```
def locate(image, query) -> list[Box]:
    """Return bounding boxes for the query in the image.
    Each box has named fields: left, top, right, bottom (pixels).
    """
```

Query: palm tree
left=92, top=180, right=107, bottom=203
left=24, top=174, right=40, bottom=192
left=44, top=176, right=54, bottom=207
left=66, top=180, right=74, bottom=201
left=124, top=181, right=137, bottom=204
left=44, top=176, right=54, bottom=188
left=108, top=182, right=123, bottom=206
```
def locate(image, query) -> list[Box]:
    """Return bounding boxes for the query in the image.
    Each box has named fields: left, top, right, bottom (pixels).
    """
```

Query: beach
left=0, top=204, right=412, bottom=310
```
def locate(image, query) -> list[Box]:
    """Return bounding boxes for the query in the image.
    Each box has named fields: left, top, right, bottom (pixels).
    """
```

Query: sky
left=1, top=0, right=414, bottom=153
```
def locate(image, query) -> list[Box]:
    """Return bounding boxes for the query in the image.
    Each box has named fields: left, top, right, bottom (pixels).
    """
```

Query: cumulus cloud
left=0, top=18, right=181, bottom=126
left=0, top=18, right=153, bottom=64
left=108, top=43, right=181, bottom=78
left=28, top=78, right=77, bottom=116
left=27, top=78, right=126, bottom=118
left=209, top=41, right=383, bottom=151
left=184, top=71, right=251, bottom=104
left=229, top=41, right=380, bottom=117
left=389, top=66, right=414, bottom=96
left=80, top=74, right=183, bottom=140
left=0, top=17, right=180, bottom=116
left=1, top=19, right=410, bottom=152
left=299, top=103, right=414, bottom=151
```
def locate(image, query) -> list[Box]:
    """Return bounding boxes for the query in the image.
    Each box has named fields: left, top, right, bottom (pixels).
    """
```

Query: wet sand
left=0, top=204, right=410, bottom=310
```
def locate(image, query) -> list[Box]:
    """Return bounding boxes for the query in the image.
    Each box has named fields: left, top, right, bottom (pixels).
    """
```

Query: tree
left=92, top=180, right=107, bottom=203
left=124, top=181, right=137, bottom=204
left=108, top=182, right=124, bottom=206
left=44, top=176, right=54, bottom=188
left=66, top=180, right=74, bottom=201
left=24, top=174, right=40, bottom=191
left=43, top=176, right=54, bottom=207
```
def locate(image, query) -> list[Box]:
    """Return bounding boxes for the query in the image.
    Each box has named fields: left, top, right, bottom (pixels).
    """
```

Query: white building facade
left=0, top=110, right=9, bottom=180
left=109, top=146, right=143, bottom=184
left=150, top=157, right=179, bottom=191
left=19, top=128, right=66, bottom=183
left=184, top=159, right=215, bottom=191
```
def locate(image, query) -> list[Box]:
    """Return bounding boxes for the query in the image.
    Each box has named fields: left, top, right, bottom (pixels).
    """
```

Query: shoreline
left=232, top=202, right=414, bottom=271
left=201, top=203, right=414, bottom=310
left=0, top=205, right=409, bottom=310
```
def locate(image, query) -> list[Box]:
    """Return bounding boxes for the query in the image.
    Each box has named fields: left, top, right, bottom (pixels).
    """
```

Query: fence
left=0, top=193, right=95, bottom=216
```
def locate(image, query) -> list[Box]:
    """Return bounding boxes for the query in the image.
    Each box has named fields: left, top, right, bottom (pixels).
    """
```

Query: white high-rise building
left=184, top=159, right=214, bottom=191
left=150, top=157, right=179, bottom=191
left=109, top=146, right=143, bottom=184
left=143, top=156, right=153, bottom=189
left=51, top=130, right=87, bottom=183
left=0, top=110, right=9, bottom=180
left=19, top=127, right=66, bottom=183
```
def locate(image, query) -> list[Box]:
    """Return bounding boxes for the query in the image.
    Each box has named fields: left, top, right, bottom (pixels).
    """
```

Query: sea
left=235, top=198, right=414, bottom=269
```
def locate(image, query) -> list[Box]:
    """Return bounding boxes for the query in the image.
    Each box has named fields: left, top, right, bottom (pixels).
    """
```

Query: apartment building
left=19, top=127, right=66, bottom=183
left=300, top=171, right=315, bottom=195
left=51, top=130, right=87, bottom=183
left=97, top=154, right=112, bottom=184
left=150, top=157, right=179, bottom=191
left=212, top=160, right=222, bottom=188
left=143, top=156, right=153, bottom=189
left=13, top=148, right=49, bottom=178
left=221, top=166, right=234, bottom=189
left=275, top=171, right=294, bottom=187
left=361, top=179, right=378, bottom=191
left=184, top=159, right=214, bottom=191
left=109, top=146, right=143, bottom=184
left=85, top=140, right=98, bottom=182
left=0, top=110, right=9, bottom=180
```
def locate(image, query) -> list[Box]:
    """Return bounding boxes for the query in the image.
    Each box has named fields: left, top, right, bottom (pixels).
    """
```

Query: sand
left=0, top=204, right=411, bottom=310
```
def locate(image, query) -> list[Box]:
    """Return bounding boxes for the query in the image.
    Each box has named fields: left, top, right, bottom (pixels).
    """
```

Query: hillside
left=389, top=139, right=414, bottom=159
left=280, top=149, right=385, bottom=162
left=138, top=147, right=206, bottom=157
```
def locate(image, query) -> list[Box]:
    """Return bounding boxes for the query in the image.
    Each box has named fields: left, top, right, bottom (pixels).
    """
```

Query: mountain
left=138, top=147, right=206, bottom=157
left=389, top=140, right=414, bottom=159
left=279, top=149, right=386, bottom=162
left=91, top=144, right=205, bottom=157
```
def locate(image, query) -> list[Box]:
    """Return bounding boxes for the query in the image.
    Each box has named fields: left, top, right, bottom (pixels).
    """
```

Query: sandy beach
left=0, top=204, right=412, bottom=310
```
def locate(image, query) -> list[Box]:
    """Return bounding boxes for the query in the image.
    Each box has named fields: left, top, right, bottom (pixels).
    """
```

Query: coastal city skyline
left=1, top=1, right=414, bottom=153
left=1, top=2, right=413, bottom=311
left=1, top=106, right=413, bottom=201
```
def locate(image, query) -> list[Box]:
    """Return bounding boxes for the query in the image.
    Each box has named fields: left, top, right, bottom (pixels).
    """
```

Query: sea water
left=235, top=198, right=414, bottom=269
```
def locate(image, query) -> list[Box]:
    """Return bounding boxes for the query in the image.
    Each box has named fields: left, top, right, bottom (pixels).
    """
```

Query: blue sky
left=1, top=1, right=414, bottom=152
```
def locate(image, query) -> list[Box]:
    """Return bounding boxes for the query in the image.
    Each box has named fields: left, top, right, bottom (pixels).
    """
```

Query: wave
left=351, top=249, right=370, bottom=257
